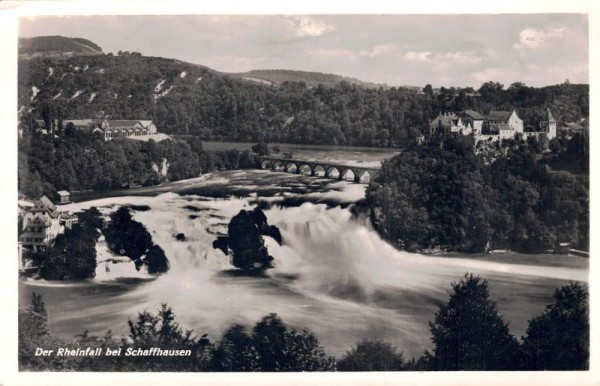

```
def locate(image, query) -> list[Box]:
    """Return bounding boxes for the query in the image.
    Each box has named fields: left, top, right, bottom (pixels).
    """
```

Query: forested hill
left=19, top=36, right=103, bottom=59
left=231, top=69, right=388, bottom=89
left=19, top=38, right=589, bottom=147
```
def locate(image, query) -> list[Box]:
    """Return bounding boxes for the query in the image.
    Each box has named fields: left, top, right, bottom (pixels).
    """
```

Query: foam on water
left=21, top=171, right=589, bottom=357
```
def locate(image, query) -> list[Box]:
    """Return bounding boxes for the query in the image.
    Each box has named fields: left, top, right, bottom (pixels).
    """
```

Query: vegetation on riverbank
left=213, top=207, right=282, bottom=273
left=104, top=207, right=170, bottom=274
left=36, top=205, right=170, bottom=279
left=19, top=275, right=588, bottom=371
left=18, top=127, right=260, bottom=198
left=367, top=134, right=588, bottom=254
left=38, top=207, right=103, bottom=280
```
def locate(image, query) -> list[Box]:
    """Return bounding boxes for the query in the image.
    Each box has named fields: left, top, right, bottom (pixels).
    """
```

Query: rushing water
left=19, top=165, right=588, bottom=359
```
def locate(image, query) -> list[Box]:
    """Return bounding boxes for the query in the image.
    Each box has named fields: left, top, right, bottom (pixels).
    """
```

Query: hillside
left=19, top=36, right=103, bottom=59
left=18, top=36, right=589, bottom=148
left=231, top=69, right=388, bottom=89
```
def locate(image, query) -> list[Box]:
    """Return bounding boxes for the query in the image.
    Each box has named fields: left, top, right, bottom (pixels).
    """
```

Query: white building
left=431, top=108, right=557, bottom=144
left=429, top=112, right=473, bottom=138
left=481, top=110, right=524, bottom=141
left=19, top=196, right=65, bottom=252
left=61, top=119, right=159, bottom=141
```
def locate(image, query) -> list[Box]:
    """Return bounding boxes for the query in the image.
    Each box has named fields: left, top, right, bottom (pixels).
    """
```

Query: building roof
left=105, top=120, right=142, bottom=128
left=462, top=110, right=485, bottom=120
left=430, top=113, right=460, bottom=128
left=487, top=111, right=514, bottom=121
left=38, top=195, right=56, bottom=211
left=63, top=119, right=97, bottom=127
left=57, top=190, right=70, bottom=196
left=27, top=195, right=59, bottom=218
left=546, top=108, right=556, bottom=123
left=138, top=120, right=153, bottom=127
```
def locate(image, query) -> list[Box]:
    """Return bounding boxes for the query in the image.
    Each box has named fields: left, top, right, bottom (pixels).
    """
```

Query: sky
left=19, top=14, right=589, bottom=89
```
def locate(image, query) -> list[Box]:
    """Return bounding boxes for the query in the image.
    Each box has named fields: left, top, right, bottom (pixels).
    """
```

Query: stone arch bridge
left=259, top=156, right=380, bottom=183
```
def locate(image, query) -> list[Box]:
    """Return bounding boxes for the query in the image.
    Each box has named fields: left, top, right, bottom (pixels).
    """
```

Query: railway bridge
left=258, top=156, right=380, bottom=183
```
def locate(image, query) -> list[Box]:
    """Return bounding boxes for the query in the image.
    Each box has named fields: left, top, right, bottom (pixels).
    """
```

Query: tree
left=211, top=324, right=260, bottom=371
left=427, top=273, right=521, bottom=370
left=338, top=340, right=405, bottom=371
left=127, top=304, right=211, bottom=371
left=78, top=206, right=104, bottom=234
left=40, top=222, right=98, bottom=280
left=218, top=208, right=281, bottom=273
left=144, top=244, right=170, bottom=274
left=423, top=84, right=434, bottom=97
left=251, top=313, right=336, bottom=371
left=105, top=207, right=153, bottom=263
left=251, top=141, right=270, bottom=156
left=64, top=122, right=76, bottom=137
left=522, top=283, right=589, bottom=370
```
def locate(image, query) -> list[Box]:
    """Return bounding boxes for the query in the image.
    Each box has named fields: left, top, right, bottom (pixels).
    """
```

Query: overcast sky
left=19, top=14, right=588, bottom=88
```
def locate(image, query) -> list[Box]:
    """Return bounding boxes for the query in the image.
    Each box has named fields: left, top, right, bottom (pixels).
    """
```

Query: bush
left=126, top=304, right=211, bottom=371
left=211, top=324, right=260, bottom=371
left=251, top=142, right=270, bottom=156
left=338, top=340, right=405, bottom=371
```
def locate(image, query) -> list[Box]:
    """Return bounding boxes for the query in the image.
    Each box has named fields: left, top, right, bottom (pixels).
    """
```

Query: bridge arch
left=260, top=159, right=272, bottom=169
left=357, top=170, right=371, bottom=183
left=273, top=160, right=285, bottom=171
left=298, top=163, right=312, bottom=175
left=312, top=165, right=326, bottom=177
left=339, top=168, right=355, bottom=181
left=285, top=162, right=298, bottom=173
left=325, top=166, right=340, bottom=179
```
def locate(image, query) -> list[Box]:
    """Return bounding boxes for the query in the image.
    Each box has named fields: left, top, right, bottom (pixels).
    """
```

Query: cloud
left=437, top=51, right=481, bottom=64
left=359, top=44, right=396, bottom=58
left=311, top=48, right=356, bottom=59
left=514, top=26, right=566, bottom=50
left=404, top=51, right=432, bottom=62
left=285, top=16, right=334, bottom=37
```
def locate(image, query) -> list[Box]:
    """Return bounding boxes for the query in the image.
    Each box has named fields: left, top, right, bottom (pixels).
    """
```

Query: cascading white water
left=20, top=171, right=588, bottom=358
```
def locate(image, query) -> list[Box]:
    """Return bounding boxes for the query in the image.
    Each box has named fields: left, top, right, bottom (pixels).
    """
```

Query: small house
left=56, top=190, right=71, bottom=204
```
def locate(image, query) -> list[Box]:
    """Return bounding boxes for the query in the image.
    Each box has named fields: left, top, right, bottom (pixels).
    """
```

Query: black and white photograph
left=1, top=1, right=598, bottom=384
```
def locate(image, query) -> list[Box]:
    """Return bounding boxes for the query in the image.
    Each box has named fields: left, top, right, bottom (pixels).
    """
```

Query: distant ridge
left=19, top=36, right=103, bottom=59
left=231, top=69, right=391, bottom=89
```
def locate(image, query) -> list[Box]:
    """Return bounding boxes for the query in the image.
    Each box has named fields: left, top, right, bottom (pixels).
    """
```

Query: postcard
left=1, top=1, right=598, bottom=385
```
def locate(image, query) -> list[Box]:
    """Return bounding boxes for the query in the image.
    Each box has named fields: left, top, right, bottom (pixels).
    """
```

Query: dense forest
left=17, top=124, right=259, bottom=197
left=19, top=36, right=103, bottom=58
left=368, top=134, right=589, bottom=254
left=18, top=48, right=588, bottom=147
left=20, top=275, right=588, bottom=371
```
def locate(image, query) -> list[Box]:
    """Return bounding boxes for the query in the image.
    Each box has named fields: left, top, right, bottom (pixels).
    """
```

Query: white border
left=0, top=1, right=598, bottom=385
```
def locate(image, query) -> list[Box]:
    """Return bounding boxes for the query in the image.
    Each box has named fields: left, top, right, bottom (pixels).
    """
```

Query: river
left=19, top=145, right=588, bottom=359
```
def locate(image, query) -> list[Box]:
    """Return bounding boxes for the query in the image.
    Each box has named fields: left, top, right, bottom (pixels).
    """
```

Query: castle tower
left=544, top=108, right=557, bottom=140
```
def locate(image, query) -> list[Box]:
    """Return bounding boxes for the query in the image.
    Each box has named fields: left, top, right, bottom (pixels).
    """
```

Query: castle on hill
left=429, top=108, right=557, bottom=143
